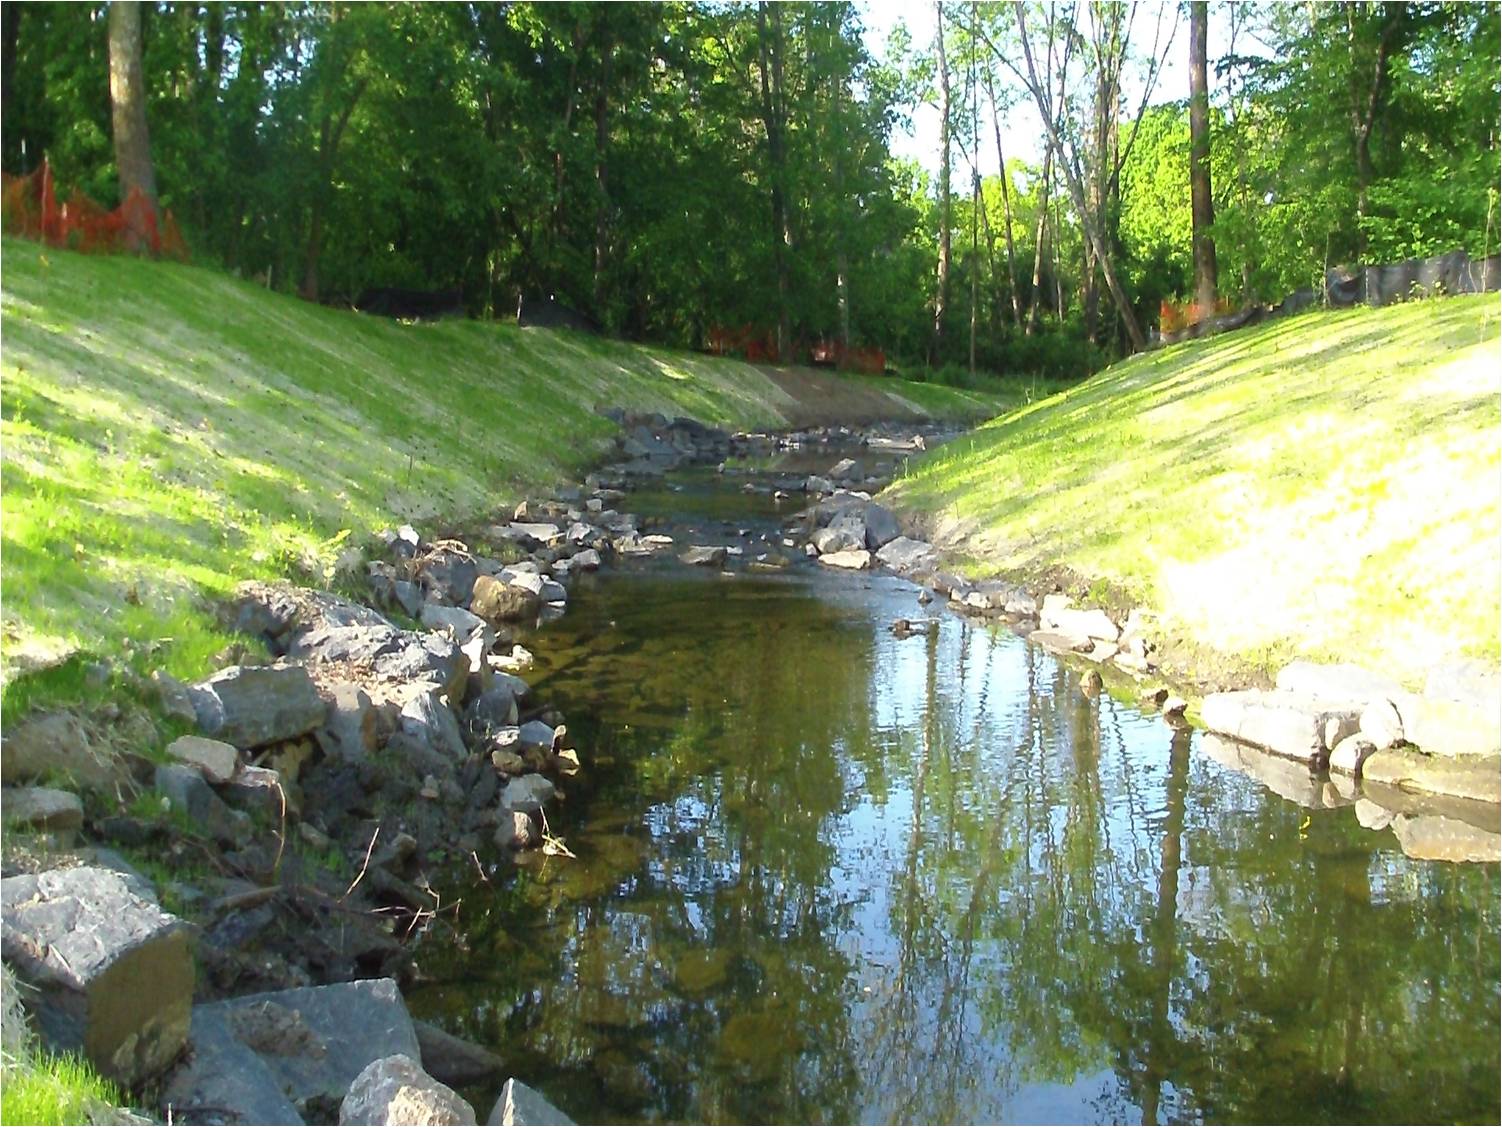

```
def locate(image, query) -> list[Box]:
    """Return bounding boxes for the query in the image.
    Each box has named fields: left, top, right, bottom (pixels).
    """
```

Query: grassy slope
left=0, top=240, right=999, bottom=690
left=888, top=296, right=1501, bottom=690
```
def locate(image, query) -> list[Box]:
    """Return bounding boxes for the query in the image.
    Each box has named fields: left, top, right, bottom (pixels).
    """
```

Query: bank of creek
left=3, top=417, right=1498, bottom=1126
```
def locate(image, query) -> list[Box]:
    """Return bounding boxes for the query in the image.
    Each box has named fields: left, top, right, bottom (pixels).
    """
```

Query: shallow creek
left=409, top=443, right=1500, bottom=1125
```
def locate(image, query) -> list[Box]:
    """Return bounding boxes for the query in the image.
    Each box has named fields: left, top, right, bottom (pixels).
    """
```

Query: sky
left=856, top=1, right=1246, bottom=182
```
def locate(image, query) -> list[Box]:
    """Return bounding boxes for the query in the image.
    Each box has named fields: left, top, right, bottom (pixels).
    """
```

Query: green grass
left=888, top=296, right=1501, bottom=690
left=0, top=240, right=1001, bottom=701
left=0, top=1047, right=126, bottom=1126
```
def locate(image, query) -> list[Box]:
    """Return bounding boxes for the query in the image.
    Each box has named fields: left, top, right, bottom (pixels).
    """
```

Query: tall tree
left=756, top=2, right=792, bottom=361
left=107, top=0, right=157, bottom=246
left=1188, top=0, right=1217, bottom=315
left=931, top=1, right=952, bottom=362
left=985, top=69, right=1022, bottom=326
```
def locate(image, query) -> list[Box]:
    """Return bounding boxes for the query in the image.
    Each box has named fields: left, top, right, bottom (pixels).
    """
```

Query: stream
left=407, top=439, right=1500, bottom=1125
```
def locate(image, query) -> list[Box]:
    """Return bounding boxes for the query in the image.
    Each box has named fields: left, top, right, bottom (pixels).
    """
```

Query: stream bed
left=408, top=443, right=1500, bottom=1125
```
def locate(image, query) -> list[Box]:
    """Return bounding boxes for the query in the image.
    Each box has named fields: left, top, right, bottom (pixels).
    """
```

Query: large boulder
left=486, top=1079, right=575, bottom=1127
left=287, top=625, right=467, bottom=701
left=874, top=537, right=937, bottom=574
left=0, top=712, right=118, bottom=790
left=340, top=1054, right=476, bottom=1126
left=163, top=978, right=420, bottom=1125
left=1040, top=596, right=1120, bottom=643
left=862, top=503, right=901, bottom=550
left=813, top=516, right=865, bottom=556
left=1199, top=691, right=1363, bottom=764
left=1, top=867, right=193, bottom=1086
left=420, top=604, right=487, bottom=644
left=189, top=665, right=327, bottom=749
left=470, top=575, right=542, bottom=624
left=1391, top=691, right=1501, bottom=759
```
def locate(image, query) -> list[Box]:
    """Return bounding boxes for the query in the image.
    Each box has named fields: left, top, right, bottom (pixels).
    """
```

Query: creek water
left=409, top=446, right=1501, bottom=1125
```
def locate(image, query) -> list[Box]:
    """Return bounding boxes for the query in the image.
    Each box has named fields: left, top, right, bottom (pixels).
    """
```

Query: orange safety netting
left=1159, top=296, right=1233, bottom=334
left=1, top=158, right=189, bottom=260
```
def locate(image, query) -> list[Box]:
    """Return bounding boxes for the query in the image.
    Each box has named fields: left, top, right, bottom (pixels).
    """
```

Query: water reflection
left=409, top=566, right=1499, bottom=1125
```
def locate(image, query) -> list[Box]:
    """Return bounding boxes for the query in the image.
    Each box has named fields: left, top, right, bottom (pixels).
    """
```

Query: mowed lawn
left=888, top=296, right=1501, bottom=690
left=0, top=241, right=999, bottom=693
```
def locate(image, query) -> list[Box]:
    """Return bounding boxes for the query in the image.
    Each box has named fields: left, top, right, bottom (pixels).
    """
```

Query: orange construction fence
left=1, top=159, right=188, bottom=260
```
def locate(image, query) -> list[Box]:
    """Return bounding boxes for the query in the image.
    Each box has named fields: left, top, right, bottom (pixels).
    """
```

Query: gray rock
left=827, top=458, right=861, bottom=480
left=1028, top=629, right=1094, bottom=656
left=507, top=523, right=564, bottom=547
left=413, top=1022, right=504, bottom=1089
left=1274, top=660, right=1406, bottom=704
left=804, top=475, right=834, bottom=494
left=398, top=687, right=468, bottom=761
left=466, top=685, right=520, bottom=734
left=495, top=811, right=538, bottom=850
left=1, top=712, right=118, bottom=789
left=680, top=546, right=727, bottom=567
left=1391, top=690, right=1500, bottom=758
left=1358, top=698, right=1405, bottom=749
left=1199, top=691, right=1363, bottom=763
left=220, top=764, right=285, bottom=817
left=151, top=671, right=202, bottom=726
left=288, top=626, right=467, bottom=701
left=340, top=1054, right=476, bottom=1126
left=818, top=549, right=871, bottom=570
left=813, top=517, right=865, bottom=555
left=2, top=867, right=192, bottom=1086
left=874, top=537, right=937, bottom=574
left=189, top=665, right=327, bottom=749
left=164, top=979, right=419, bottom=1125
left=420, top=604, right=487, bottom=643
left=538, top=577, right=567, bottom=604
left=1040, top=597, right=1120, bottom=643
left=1354, top=798, right=1396, bottom=831
left=319, top=683, right=379, bottom=763
left=470, top=575, right=541, bottom=624
left=417, top=548, right=479, bottom=607
left=863, top=503, right=901, bottom=550
left=516, top=721, right=557, bottom=751
left=392, top=580, right=425, bottom=618
left=498, top=775, right=556, bottom=815
left=486, top=1079, right=575, bottom=1127
left=1328, top=734, right=1378, bottom=776
left=1360, top=748, right=1502, bottom=804
left=165, top=735, right=239, bottom=784
left=1391, top=813, right=1501, bottom=864
left=572, top=549, right=602, bottom=571
left=2, top=786, right=84, bottom=834
left=155, top=764, right=252, bottom=847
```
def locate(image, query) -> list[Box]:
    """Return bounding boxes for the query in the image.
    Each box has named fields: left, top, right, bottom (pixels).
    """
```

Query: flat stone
left=421, top=604, right=487, bottom=643
left=486, top=1079, right=575, bottom=1127
left=1360, top=748, right=1501, bottom=804
left=166, top=736, right=240, bottom=785
left=498, top=775, right=556, bottom=815
left=508, top=522, right=564, bottom=546
left=1391, top=813, right=1502, bottom=864
left=1199, top=690, right=1363, bottom=764
left=680, top=546, right=727, bottom=567
left=1028, top=629, right=1093, bottom=656
left=3, top=786, right=84, bottom=833
left=340, top=1054, right=476, bottom=1126
left=189, top=664, right=327, bottom=749
left=1040, top=603, right=1120, bottom=643
left=818, top=549, right=871, bottom=571
left=163, top=979, right=420, bottom=1122
left=2, top=867, right=192, bottom=1087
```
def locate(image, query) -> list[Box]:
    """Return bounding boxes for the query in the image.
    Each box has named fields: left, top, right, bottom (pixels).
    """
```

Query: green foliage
left=0, top=1045, right=125, bottom=1127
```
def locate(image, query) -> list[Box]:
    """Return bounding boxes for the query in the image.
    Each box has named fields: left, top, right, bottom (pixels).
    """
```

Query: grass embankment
left=0, top=240, right=1003, bottom=702
left=889, top=297, right=1501, bottom=690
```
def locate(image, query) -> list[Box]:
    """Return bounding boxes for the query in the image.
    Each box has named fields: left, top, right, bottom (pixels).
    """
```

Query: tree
left=931, top=1, right=952, bottom=363
left=107, top=0, right=157, bottom=247
left=1188, top=0, right=1217, bottom=315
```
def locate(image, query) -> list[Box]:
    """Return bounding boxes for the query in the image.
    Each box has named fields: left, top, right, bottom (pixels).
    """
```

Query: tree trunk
left=108, top=0, right=158, bottom=250
left=756, top=3, right=791, bottom=362
left=1026, top=144, right=1051, bottom=335
left=931, top=1, right=952, bottom=363
left=592, top=34, right=611, bottom=313
left=1189, top=0, right=1217, bottom=317
left=985, top=70, right=1021, bottom=326
left=1350, top=2, right=1403, bottom=243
